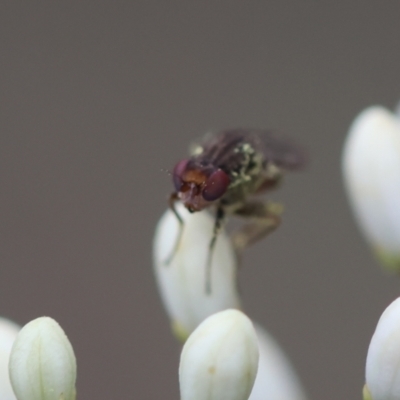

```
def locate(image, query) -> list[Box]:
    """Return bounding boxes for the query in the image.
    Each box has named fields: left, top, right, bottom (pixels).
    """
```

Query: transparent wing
left=202, top=129, right=306, bottom=172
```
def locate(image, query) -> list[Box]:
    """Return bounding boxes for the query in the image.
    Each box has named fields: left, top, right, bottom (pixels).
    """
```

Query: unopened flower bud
left=153, top=204, right=241, bottom=340
left=366, top=297, right=400, bottom=400
left=0, top=317, right=20, bottom=400
left=9, top=317, right=76, bottom=400
left=179, top=309, right=259, bottom=400
left=249, top=323, right=307, bottom=400
left=342, top=106, right=400, bottom=272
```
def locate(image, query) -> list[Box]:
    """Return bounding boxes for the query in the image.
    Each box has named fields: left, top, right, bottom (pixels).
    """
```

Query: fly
left=167, top=128, right=305, bottom=293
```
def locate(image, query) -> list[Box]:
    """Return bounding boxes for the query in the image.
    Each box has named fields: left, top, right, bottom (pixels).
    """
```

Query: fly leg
left=205, top=206, right=225, bottom=294
left=164, top=192, right=184, bottom=265
left=231, top=201, right=283, bottom=261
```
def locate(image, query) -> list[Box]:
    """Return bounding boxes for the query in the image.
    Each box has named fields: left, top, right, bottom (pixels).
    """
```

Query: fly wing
left=210, top=129, right=306, bottom=171
left=192, top=130, right=249, bottom=171
left=253, top=130, right=306, bottom=171
left=192, top=129, right=306, bottom=173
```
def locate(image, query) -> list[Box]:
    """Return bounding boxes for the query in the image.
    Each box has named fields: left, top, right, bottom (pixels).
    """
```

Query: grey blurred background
left=1, top=2, right=400, bottom=399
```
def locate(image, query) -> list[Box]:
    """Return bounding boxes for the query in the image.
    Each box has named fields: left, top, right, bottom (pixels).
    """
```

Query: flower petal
left=179, top=309, right=259, bottom=400
left=9, top=317, right=76, bottom=400
left=366, top=297, right=400, bottom=400
left=343, top=106, right=400, bottom=270
left=153, top=204, right=242, bottom=338
left=249, top=323, right=308, bottom=400
left=0, top=317, right=20, bottom=400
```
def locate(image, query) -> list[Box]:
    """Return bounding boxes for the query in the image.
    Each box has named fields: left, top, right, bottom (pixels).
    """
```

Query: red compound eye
left=172, top=159, right=189, bottom=191
left=202, top=169, right=230, bottom=201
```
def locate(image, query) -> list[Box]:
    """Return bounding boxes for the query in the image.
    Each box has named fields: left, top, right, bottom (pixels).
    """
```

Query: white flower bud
left=153, top=204, right=242, bottom=340
left=0, top=317, right=20, bottom=400
left=249, top=323, right=308, bottom=400
left=179, top=309, right=259, bottom=400
left=342, top=106, right=400, bottom=271
left=366, top=297, right=400, bottom=400
left=9, top=317, right=76, bottom=400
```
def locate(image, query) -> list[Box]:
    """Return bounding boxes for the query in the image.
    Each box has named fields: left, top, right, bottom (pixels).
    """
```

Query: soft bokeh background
left=1, top=2, right=399, bottom=399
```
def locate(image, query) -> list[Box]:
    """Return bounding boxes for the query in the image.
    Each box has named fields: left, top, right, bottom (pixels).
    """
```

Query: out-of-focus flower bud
left=153, top=204, right=241, bottom=340
left=366, top=297, right=400, bottom=400
left=9, top=317, right=76, bottom=400
left=179, top=309, right=259, bottom=400
left=0, top=317, right=20, bottom=400
left=249, top=323, right=308, bottom=400
left=342, top=106, right=400, bottom=272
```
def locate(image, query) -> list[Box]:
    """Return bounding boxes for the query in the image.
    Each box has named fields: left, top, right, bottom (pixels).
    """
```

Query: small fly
left=167, top=128, right=305, bottom=293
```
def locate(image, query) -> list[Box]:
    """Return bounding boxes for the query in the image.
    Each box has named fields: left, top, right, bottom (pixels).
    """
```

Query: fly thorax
left=230, top=143, right=263, bottom=189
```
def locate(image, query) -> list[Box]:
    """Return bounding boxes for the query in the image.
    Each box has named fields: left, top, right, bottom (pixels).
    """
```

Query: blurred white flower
left=366, top=297, right=400, bottom=400
left=153, top=203, right=241, bottom=340
left=179, top=309, right=259, bottom=400
left=0, top=317, right=20, bottom=400
left=249, top=323, right=308, bottom=400
left=342, top=106, right=400, bottom=271
left=9, top=317, right=76, bottom=400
